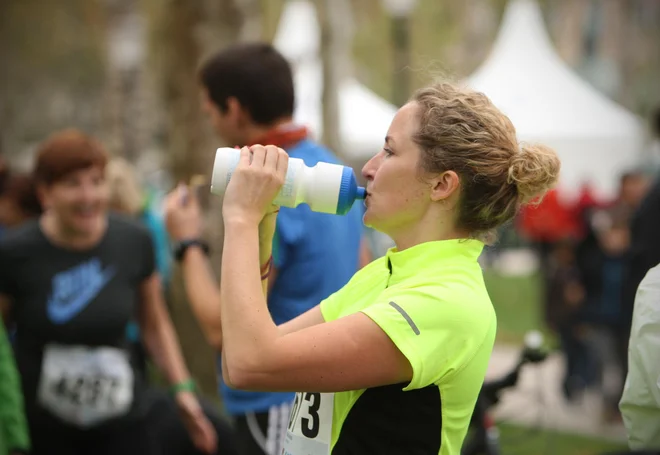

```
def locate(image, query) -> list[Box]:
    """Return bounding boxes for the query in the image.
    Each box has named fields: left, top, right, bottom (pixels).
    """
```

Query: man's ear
left=429, top=170, right=460, bottom=203
left=226, top=97, right=250, bottom=128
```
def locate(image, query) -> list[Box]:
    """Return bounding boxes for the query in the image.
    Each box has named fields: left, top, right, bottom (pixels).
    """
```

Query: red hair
left=34, top=129, right=108, bottom=185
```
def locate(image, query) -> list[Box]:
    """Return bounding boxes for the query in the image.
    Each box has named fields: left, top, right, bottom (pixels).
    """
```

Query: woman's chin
left=70, top=214, right=103, bottom=236
left=362, top=210, right=378, bottom=229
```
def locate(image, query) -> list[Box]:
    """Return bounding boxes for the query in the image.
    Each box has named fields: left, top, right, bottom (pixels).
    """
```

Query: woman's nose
left=80, top=183, right=99, bottom=201
left=361, top=154, right=379, bottom=181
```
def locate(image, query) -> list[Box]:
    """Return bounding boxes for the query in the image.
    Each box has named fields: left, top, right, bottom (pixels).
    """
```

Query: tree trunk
left=235, top=0, right=264, bottom=41
left=550, top=0, right=590, bottom=67
left=314, top=0, right=354, bottom=159
left=261, top=0, right=285, bottom=43
left=103, top=0, right=151, bottom=160
left=144, top=0, right=245, bottom=401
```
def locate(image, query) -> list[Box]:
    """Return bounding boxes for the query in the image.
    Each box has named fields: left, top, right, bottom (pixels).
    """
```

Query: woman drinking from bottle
left=166, top=81, right=561, bottom=455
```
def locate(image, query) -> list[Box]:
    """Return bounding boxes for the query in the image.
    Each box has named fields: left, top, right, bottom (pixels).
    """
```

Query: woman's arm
left=218, top=145, right=410, bottom=392
left=139, top=273, right=190, bottom=384
left=138, top=273, right=217, bottom=454
left=219, top=220, right=412, bottom=393
left=138, top=273, right=192, bottom=386
left=164, top=186, right=282, bottom=351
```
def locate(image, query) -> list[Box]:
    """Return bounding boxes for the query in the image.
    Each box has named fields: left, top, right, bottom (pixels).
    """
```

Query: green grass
left=482, top=273, right=629, bottom=453
left=497, top=423, right=628, bottom=455
left=482, top=270, right=557, bottom=346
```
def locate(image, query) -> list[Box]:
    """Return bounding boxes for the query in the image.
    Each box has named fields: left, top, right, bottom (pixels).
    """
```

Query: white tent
left=273, top=0, right=398, bottom=160
left=467, top=0, right=644, bottom=199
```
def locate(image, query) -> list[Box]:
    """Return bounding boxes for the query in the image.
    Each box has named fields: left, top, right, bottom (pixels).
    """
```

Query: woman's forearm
left=220, top=219, right=279, bottom=385
left=143, top=315, right=191, bottom=386
left=139, top=281, right=191, bottom=386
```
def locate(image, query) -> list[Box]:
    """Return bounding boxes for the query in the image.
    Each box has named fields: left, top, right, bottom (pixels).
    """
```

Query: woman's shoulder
left=0, top=219, right=43, bottom=253
left=383, top=270, right=495, bottom=329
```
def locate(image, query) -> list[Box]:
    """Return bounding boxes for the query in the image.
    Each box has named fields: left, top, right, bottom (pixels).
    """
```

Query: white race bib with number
left=282, top=392, right=334, bottom=455
left=37, top=344, right=134, bottom=427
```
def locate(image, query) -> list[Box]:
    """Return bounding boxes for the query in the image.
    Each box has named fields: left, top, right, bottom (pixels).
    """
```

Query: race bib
left=282, top=392, right=334, bottom=455
left=38, top=344, right=134, bottom=427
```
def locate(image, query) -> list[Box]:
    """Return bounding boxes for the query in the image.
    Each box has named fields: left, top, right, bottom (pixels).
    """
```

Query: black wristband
left=173, top=239, right=210, bottom=262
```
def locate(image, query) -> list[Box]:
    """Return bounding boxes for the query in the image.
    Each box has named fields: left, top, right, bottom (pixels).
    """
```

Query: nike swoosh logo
left=47, top=266, right=116, bottom=324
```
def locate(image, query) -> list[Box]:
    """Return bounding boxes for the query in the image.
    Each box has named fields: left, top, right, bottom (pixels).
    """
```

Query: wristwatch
left=173, top=239, right=210, bottom=262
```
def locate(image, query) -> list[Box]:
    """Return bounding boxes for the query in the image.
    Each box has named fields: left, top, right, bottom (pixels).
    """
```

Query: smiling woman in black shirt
left=0, top=129, right=217, bottom=455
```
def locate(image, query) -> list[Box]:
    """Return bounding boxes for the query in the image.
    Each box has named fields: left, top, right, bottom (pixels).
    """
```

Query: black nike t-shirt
left=0, top=214, right=155, bottom=428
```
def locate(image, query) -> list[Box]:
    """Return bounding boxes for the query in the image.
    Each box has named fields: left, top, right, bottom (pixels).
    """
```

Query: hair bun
left=508, top=143, right=561, bottom=203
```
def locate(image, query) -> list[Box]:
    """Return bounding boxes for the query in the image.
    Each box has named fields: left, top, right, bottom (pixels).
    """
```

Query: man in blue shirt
left=163, top=43, right=366, bottom=455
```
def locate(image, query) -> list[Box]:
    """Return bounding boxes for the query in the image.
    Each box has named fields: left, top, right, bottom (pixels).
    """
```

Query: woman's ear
left=429, top=170, right=460, bottom=203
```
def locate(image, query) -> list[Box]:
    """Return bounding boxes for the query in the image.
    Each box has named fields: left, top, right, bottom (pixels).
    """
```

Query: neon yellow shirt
left=282, top=239, right=497, bottom=455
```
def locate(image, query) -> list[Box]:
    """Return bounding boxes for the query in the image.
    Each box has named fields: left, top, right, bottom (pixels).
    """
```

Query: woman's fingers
left=249, top=144, right=267, bottom=168
left=238, top=146, right=251, bottom=167
left=237, top=144, right=288, bottom=187
left=264, top=145, right=280, bottom=174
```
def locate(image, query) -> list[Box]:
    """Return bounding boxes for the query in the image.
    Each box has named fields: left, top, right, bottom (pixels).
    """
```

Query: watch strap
left=173, top=239, right=210, bottom=262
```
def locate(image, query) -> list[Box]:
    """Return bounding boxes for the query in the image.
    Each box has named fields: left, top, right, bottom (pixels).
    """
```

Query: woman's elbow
left=221, top=366, right=242, bottom=390
left=223, top=358, right=271, bottom=391
left=222, top=364, right=253, bottom=390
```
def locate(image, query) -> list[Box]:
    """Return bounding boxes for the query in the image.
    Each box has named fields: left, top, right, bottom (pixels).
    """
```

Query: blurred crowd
left=521, top=108, right=660, bottom=424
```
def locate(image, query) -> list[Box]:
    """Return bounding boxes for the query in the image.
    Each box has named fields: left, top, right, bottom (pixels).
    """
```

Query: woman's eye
left=383, top=148, right=394, bottom=156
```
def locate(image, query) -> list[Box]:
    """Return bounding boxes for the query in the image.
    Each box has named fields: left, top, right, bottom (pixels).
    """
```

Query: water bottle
left=210, top=147, right=366, bottom=215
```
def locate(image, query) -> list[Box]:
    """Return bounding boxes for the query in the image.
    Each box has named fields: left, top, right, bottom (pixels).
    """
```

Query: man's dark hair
left=199, top=43, right=295, bottom=126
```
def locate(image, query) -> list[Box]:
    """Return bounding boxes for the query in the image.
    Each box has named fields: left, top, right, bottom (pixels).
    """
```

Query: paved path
left=487, top=344, right=628, bottom=442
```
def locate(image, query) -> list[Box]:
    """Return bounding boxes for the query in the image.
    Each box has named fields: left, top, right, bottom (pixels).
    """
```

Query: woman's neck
left=40, top=212, right=107, bottom=251
left=390, top=212, right=469, bottom=252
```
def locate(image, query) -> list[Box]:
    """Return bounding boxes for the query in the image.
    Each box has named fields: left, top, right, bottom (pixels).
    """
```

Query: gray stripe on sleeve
left=389, top=301, right=420, bottom=335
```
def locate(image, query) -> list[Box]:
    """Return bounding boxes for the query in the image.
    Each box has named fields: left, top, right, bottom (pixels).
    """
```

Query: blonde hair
left=412, top=82, right=560, bottom=243
left=106, top=157, right=145, bottom=215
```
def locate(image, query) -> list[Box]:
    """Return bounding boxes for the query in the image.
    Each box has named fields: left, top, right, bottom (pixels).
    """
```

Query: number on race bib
left=287, top=393, right=321, bottom=438
left=283, top=392, right=334, bottom=455
left=49, top=375, right=121, bottom=408
left=302, top=393, right=321, bottom=438
left=38, top=344, right=134, bottom=427
left=287, top=393, right=301, bottom=432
